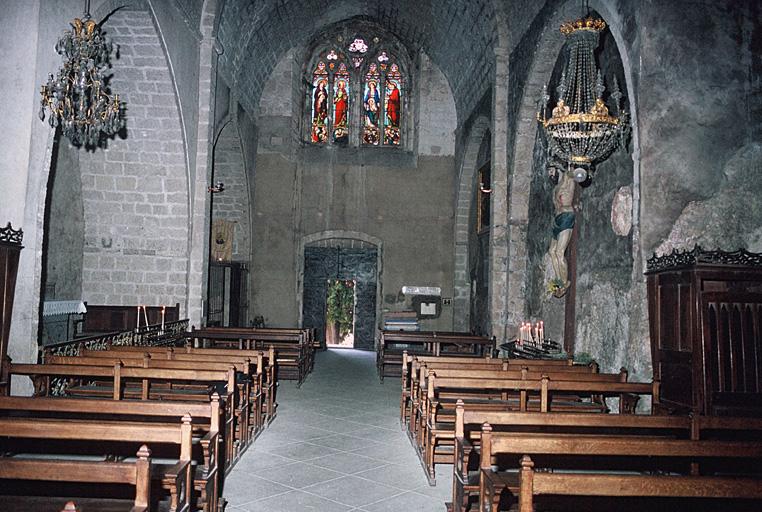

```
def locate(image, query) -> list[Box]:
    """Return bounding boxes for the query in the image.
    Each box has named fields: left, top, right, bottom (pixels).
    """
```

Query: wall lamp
left=208, top=182, right=225, bottom=193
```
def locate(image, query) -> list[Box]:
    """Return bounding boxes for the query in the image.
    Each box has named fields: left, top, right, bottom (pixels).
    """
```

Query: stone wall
left=212, top=122, right=251, bottom=261
left=43, top=139, right=84, bottom=301
left=249, top=45, right=458, bottom=336
left=78, top=9, right=189, bottom=307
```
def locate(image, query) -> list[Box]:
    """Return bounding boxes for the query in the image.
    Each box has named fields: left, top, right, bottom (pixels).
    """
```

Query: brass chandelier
left=39, top=1, right=123, bottom=147
left=537, top=17, right=629, bottom=182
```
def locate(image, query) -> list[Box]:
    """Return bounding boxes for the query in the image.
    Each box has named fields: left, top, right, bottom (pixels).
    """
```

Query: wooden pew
left=48, top=352, right=260, bottom=443
left=403, top=354, right=599, bottom=431
left=0, top=445, right=153, bottom=512
left=419, top=374, right=659, bottom=483
left=85, top=345, right=277, bottom=426
left=479, top=429, right=762, bottom=512
left=4, top=361, right=241, bottom=470
left=186, top=327, right=310, bottom=385
left=0, top=415, right=193, bottom=512
left=414, top=364, right=625, bottom=441
left=378, top=331, right=496, bottom=381
left=406, top=359, right=603, bottom=453
left=0, top=395, right=221, bottom=512
left=450, top=403, right=693, bottom=512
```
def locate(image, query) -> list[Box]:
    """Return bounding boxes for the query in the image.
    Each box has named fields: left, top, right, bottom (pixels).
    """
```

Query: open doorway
left=325, top=279, right=356, bottom=348
left=302, top=242, right=378, bottom=350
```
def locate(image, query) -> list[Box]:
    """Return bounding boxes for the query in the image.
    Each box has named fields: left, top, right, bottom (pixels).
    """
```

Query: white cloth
left=43, top=300, right=87, bottom=317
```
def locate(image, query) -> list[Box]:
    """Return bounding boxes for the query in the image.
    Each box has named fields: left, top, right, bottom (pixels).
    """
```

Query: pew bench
left=449, top=404, right=693, bottom=512
left=0, top=445, right=153, bottom=512
left=418, top=374, right=659, bottom=484
left=479, top=430, right=762, bottom=512
left=88, top=345, right=277, bottom=425
left=4, top=361, right=243, bottom=469
left=48, top=352, right=262, bottom=441
left=0, top=395, right=222, bottom=512
left=378, top=331, right=496, bottom=381
left=186, top=327, right=311, bottom=385
left=400, top=352, right=596, bottom=425
left=405, top=359, right=604, bottom=435
left=0, top=415, right=193, bottom=512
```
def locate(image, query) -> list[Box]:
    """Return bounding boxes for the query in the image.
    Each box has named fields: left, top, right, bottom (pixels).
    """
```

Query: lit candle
left=161, top=305, right=166, bottom=331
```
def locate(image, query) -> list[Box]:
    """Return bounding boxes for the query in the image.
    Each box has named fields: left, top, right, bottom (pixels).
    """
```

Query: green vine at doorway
left=326, top=279, right=354, bottom=336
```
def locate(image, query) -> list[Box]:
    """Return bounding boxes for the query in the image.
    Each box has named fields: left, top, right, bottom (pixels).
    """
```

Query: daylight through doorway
left=325, top=278, right=356, bottom=348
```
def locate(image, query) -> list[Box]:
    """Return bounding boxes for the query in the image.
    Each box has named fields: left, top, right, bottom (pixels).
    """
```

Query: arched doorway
left=299, top=233, right=382, bottom=351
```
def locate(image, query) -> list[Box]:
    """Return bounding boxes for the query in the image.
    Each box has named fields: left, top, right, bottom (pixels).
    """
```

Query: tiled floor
left=224, top=349, right=452, bottom=511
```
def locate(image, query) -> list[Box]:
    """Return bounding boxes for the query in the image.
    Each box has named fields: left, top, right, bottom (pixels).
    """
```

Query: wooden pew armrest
left=619, top=392, right=641, bottom=414
left=199, top=431, right=219, bottom=471
left=158, top=460, right=191, bottom=512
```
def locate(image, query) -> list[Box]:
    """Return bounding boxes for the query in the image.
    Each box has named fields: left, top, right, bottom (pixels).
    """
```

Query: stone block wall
left=212, top=122, right=251, bottom=261
left=78, top=9, right=189, bottom=307
left=43, top=139, right=84, bottom=302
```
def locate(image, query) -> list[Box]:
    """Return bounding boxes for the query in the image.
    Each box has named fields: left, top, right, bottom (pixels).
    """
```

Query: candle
left=143, top=305, right=149, bottom=326
left=136, top=306, right=140, bottom=329
left=540, top=321, right=544, bottom=343
left=161, top=305, right=166, bottom=331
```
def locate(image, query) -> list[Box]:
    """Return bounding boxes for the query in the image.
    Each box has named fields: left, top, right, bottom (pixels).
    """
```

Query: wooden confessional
left=646, top=248, right=762, bottom=417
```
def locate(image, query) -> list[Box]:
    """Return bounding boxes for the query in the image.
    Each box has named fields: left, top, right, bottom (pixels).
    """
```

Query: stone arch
left=297, top=230, right=383, bottom=350
left=211, top=118, right=252, bottom=263
left=453, top=116, right=491, bottom=331
left=505, top=0, right=643, bottom=374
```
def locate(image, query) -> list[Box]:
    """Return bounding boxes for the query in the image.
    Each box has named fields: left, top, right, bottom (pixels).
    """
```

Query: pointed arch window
left=362, top=59, right=404, bottom=146
left=310, top=61, right=329, bottom=143
left=306, top=34, right=407, bottom=148
left=332, top=63, right=350, bottom=144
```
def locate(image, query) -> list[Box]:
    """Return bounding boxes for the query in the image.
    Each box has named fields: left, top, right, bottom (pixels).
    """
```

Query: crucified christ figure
left=547, top=167, right=576, bottom=297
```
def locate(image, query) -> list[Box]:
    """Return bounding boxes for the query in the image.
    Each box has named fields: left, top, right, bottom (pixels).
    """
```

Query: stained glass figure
left=384, top=63, right=402, bottom=145
left=333, top=63, right=350, bottom=144
left=311, top=61, right=329, bottom=143
left=377, top=51, right=389, bottom=63
left=362, top=63, right=381, bottom=145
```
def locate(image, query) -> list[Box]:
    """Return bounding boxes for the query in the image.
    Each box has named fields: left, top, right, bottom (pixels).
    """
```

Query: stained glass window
left=311, top=61, right=329, bottom=144
left=333, top=63, right=350, bottom=143
left=362, top=63, right=381, bottom=145
left=307, top=37, right=405, bottom=148
left=384, top=63, right=402, bottom=145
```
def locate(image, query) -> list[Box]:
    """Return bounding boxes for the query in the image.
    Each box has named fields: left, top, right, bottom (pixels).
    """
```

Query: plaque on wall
left=211, top=219, right=235, bottom=262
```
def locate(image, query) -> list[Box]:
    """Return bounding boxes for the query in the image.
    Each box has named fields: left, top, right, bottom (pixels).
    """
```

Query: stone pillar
left=188, top=0, right=220, bottom=326
left=488, top=46, right=510, bottom=343
left=0, top=223, right=23, bottom=390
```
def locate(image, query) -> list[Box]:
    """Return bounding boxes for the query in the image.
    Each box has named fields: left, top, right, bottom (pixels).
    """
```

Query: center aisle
left=224, top=349, right=451, bottom=511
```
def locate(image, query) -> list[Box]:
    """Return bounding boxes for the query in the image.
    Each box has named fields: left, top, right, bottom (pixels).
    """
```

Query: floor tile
left=359, top=490, right=446, bottom=512
left=223, top=349, right=448, bottom=512
left=303, top=475, right=401, bottom=508
left=235, top=489, right=354, bottom=512
left=252, top=460, right=345, bottom=488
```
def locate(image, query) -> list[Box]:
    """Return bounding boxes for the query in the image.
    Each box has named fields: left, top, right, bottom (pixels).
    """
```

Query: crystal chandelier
left=39, top=1, right=123, bottom=147
left=537, top=17, right=629, bottom=182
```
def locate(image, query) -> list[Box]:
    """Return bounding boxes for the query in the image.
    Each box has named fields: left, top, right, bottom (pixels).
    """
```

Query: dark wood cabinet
left=646, top=248, right=762, bottom=416
left=0, top=223, right=23, bottom=367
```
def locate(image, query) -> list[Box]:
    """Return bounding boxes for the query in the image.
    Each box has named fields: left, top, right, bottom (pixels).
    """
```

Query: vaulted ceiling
left=216, top=0, right=504, bottom=118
